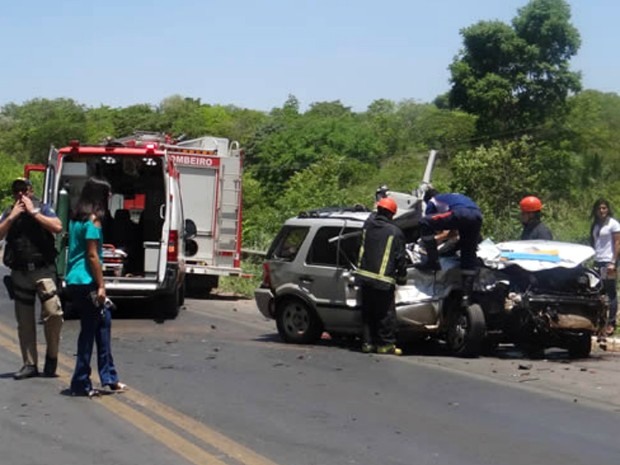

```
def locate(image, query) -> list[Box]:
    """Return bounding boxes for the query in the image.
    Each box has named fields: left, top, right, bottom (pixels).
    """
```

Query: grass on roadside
left=217, top=261, right=263, bottom=298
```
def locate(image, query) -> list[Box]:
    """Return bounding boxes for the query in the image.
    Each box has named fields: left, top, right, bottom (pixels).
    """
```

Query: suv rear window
left=268, top=226, right=310, bottom=261
left=307, top=226, right=361, bottom=267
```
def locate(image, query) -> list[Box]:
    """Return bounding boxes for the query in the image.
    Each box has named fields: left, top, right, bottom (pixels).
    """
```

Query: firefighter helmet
left=376, top=197, right=397, bottom=215
left=520, top=196, right=543, bottom=213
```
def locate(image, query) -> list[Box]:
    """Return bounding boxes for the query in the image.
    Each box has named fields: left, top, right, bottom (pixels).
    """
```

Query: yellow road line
left=124, top=391, right=281, bottom=465
left=101, top=399, right=230, bottom=465
left=0, top=321, right=280, bottom=465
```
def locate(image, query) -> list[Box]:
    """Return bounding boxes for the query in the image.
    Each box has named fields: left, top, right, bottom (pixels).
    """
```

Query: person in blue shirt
left=417, top=187, right=483, bottom=303
left=66, top=177, right=127, bottom=397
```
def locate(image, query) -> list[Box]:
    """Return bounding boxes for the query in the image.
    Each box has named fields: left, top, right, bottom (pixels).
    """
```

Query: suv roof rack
left=297, top=204, right=370, bottom=218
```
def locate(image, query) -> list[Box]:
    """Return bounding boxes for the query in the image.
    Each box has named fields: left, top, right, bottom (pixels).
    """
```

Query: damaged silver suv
left=254, top=207, right=369, bottom=344
left=254, top=206, right=608, bottom=358
left=255, top=149, right=607, bottom=358
left=254, top=204, right=489, bottom=356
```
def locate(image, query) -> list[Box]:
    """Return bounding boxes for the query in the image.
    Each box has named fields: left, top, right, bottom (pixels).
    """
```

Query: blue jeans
left=68, top=284, right=119, bottom=393
left=595, top=262, right=618, bottom=328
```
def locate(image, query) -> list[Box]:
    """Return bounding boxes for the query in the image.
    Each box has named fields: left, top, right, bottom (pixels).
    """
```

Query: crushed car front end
left=479, top=240, right=608, bottom=357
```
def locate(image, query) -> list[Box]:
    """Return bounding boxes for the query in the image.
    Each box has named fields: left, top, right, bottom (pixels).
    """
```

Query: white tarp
left=478, top=239, right=595, bottom=271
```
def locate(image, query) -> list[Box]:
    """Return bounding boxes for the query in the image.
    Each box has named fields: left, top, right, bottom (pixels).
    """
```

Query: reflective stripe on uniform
left=379, top=236, right=393, bottom=276
left=357, top=230, right=366, bottom=267
left=355, top=268, right=396, bottom=285
left=356, top=231, right=396, bottom=285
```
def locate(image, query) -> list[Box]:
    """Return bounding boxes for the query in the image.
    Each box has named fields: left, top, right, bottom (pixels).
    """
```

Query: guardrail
left=241, top=248, right=266, bottom=258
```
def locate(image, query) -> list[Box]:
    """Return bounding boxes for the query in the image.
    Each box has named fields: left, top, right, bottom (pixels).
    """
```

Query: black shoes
left=13, top=358, right=57, bottom=379
left=13, top=365, right=39, bottom=380
left=71, top=388, right=100, bottom=398
left=43, top=357, right=58, bottom=377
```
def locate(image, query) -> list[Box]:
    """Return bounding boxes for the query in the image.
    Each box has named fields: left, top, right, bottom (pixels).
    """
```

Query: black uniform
left=356, top=212, right=407, bottom=347
left=3, top=199, right=57, bottom=270
left=1, top=198, right=62, bottom=378
left=521, top=219, right=553, bottom=240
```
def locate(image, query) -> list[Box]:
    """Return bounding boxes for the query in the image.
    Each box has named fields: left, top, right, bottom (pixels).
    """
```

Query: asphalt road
left=0, top=281, right=619, bottom=465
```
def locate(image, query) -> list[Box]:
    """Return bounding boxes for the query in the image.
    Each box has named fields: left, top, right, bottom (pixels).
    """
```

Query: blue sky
left=1, top=0, right=617, bottom=112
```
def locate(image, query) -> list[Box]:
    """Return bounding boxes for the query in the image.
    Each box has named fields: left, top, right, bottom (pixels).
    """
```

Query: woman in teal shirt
left=66, top=177, right=126, bottom=397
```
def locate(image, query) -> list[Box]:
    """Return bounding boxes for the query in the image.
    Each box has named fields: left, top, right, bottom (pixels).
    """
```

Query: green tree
left=380, top=101, right=476, bottom=157
left=227, top=107, right=268, bottom=147
left=247, top=98, right=384, bottom=193
left=111, top=104, right=158, bottom=136
left=274, top=155, right=357, bottom=220
left=366, top=99, right=400, bottom=158
left=450, top=137, right=578, bottom=240
left=448, top=0, right=581, bottom=139
left=84, top=105, right=116, bottom=143
left=0, top=98, right=87, bottom=163
left=562, top=91, right=613, bottom=188
left=156, top=95, right=267, bottom=146
left=0, top=151, right=25, bottom=207
left=241, top=172, right=281, bottom=250
left=243, top=156, right=361, bottom=249
left=157, top=95, right=203, bottom=137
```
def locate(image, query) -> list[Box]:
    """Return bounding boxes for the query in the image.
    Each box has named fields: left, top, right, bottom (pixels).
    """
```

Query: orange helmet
left=520, top=196, right=543, bottom=213
left=376, top=197, right=397, bottom=214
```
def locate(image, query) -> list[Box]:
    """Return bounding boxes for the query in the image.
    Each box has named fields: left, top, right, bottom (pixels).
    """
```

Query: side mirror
left=184, top=219, right=197, bottom=239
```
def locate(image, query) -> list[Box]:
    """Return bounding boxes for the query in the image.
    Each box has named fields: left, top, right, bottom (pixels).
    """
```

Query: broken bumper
left=254, top=287, right=275, bottom=319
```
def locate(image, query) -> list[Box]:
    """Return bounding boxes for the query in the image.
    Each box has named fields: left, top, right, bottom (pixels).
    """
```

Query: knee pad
left=36, top=278, right=64, bottom=318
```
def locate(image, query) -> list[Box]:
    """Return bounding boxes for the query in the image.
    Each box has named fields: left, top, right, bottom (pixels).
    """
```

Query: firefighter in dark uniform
left=356, top=197, right=407, bottom=355
left=417, top=188, right=483, bottom=305
left=0, top=178, right=63, bottom=379
left=519, top=196, right=553, bottom=240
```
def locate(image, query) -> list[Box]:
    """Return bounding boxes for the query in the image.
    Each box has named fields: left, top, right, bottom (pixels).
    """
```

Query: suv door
left=303, top=225, right=362, bottom=332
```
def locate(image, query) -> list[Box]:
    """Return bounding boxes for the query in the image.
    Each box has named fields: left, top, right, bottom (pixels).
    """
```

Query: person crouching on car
left=355, top=197, right=407, bottom=355
left=416, top=187, right=483, bottom=306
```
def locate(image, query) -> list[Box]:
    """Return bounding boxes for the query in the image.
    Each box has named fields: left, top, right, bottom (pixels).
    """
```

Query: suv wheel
left=446, top=303, right=486, bottom=357
left=567, top=332, right=592, bottom=359
left=276, top=298, right=323, bottom=344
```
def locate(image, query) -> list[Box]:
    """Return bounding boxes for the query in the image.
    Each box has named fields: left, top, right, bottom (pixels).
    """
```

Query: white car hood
left=478, top=239, right=595, bottom=271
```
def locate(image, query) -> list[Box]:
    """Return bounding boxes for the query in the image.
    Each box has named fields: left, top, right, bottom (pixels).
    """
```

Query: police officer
left=0, top=178, right=63, bottom=379
left=356, top=197, right=407, bottom=355
left=519, top=196, right=553, bottom=240
left=417, top=188, right=483, bottom=305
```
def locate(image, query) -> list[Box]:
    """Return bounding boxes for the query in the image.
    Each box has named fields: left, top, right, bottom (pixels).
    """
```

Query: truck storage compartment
left=143, top=241, right=160, bottom=275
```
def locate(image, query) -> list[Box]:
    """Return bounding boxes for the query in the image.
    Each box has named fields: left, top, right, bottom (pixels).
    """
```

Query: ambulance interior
left=59, top=155, right=166, bottom=278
